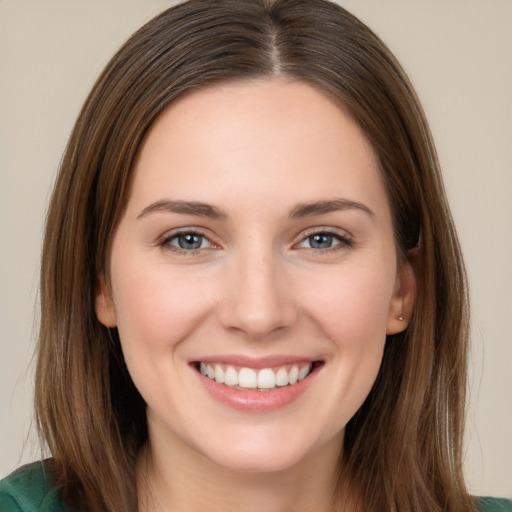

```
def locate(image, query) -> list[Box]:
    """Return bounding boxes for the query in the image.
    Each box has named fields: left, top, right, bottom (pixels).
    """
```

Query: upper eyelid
left=159, top=227, right=215, bottom=240
left=293, top=228, right=354, bottom=250
left=297, top=226, right=353, bottom=241
left=158, top=228, right=217, bottom=249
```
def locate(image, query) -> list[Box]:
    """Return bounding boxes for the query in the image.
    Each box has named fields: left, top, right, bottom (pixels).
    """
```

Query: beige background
left=0, top=0, right=510, bottom=498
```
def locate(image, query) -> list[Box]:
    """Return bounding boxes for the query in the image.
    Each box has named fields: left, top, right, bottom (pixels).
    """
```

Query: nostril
left=216, top=271, right=298, bottom=338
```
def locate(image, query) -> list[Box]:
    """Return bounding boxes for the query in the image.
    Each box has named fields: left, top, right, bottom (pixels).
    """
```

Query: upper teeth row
left=199, top=362, right=313, bottom=389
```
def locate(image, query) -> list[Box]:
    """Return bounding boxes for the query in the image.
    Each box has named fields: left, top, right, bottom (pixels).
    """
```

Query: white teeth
left=238, top=367, right=258, bottom=388
left=275, top=367, right=289, bottom=386
left=198, top=362, right=314, bottom=390
left=257, top=368, right=276, bottom=389
left=288, top=365, right=299, bottom=385
left=214, top=364, right=225, bottom=384
left=225, top=366, right=238, bottom=386
left=298, top=365, right=310, bottom=381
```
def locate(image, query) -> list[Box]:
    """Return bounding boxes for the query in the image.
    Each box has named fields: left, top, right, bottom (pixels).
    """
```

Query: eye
left=160, top=231, right=213, bottom=251
left=297, top=231, right=352, bottom=251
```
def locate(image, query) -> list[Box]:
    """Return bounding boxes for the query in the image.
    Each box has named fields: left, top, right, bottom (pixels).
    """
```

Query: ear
left=386, top=248, right=417, bottom=335
left=95, top=272, right=117, bottom=328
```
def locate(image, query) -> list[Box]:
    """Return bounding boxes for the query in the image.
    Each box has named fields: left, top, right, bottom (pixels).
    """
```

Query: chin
left=195, top=427, right=334, bottom=475
left=206, top=447, right=307, bottom=474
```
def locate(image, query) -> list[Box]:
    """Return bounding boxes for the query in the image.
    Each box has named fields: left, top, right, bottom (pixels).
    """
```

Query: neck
left=136, top=430, right=355, bottom=512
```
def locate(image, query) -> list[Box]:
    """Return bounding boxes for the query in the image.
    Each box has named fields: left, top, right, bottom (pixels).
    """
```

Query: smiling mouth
left=193, top=361, right=323, bottom=391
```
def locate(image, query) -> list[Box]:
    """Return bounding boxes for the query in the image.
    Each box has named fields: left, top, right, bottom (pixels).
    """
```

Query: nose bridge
left=219, top=238, right=296, bottom=338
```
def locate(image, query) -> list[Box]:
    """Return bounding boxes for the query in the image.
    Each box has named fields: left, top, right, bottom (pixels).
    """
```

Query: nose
left=217, top=248, right=298, bottom=340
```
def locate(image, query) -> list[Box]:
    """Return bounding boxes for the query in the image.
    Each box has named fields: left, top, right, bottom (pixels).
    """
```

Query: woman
left=0, top=0, right=510, bottom=511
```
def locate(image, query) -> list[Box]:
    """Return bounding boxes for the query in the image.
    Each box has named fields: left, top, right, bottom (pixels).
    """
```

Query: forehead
left=129, top=79, right=388, bottom=218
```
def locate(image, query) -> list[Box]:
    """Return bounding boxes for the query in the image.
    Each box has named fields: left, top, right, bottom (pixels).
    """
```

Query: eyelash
left=157, top=230, right=215, bottom=256
left=157, top=228, right=353, bottom=256
left=295, top=229, right=353, bottom=254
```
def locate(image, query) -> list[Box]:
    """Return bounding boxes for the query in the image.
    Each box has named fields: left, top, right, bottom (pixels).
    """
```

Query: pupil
left=311, top=234, right=332, bottom=249
left=179, top=234, right=202, bottom=249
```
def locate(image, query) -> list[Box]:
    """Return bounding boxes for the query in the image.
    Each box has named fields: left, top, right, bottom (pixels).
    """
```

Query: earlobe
left=95, top=273, right=117, bottom=328
left=386, top=249, right=417, bottom=335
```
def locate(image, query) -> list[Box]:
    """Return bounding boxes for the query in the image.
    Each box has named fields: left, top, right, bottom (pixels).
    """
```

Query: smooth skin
left=96, top=79, right=415, bottom=512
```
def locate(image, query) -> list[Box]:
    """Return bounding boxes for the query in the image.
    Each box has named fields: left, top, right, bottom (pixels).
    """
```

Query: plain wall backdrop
left=0, top=0, right=511, bottom=498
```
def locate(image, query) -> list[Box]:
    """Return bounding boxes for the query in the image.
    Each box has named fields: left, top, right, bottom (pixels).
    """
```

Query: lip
left=191, top=354, right=317, bottom=369
left=190, top=357, right=323, bottom=413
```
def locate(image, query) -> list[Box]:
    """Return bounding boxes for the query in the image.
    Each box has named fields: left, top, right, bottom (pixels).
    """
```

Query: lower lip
left=194, top=365, right=321, bottom=413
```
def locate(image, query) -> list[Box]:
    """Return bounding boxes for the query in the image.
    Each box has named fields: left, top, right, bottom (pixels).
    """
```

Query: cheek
left=110, top=261, right=215, bottom=355
left=303, top=262, right=396, bottom=346
left=301, top=265, right=393, bottom=424
left=109, top=261, right=219, bottom=418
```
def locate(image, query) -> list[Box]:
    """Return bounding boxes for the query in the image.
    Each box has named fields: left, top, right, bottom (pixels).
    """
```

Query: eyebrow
left=137, top=198, right=374, bottom=221
left=289, top=199, right=375, bottom=219
left=137, top=200, right=227, bottom=220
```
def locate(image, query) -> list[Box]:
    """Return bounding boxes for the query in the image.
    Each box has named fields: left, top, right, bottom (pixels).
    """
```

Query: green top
left=1, top=461, right=511, bottom=511
left=0, top=463, right=65, bottom=512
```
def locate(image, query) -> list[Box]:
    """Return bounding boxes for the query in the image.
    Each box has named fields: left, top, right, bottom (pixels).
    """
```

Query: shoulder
left=0, top=461, right=66, bottom=512
left=476, top=497, right=512, bottom=512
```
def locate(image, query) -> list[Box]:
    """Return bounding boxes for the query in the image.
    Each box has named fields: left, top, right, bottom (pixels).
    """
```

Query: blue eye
left=164, top=232, right=212, bottom=251
left=298, top=232, right=351, bottom=250
left=308, top=233, right=336, bottom=249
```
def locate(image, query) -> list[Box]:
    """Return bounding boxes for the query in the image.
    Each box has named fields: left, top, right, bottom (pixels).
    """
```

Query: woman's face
left=97, top=80, right=414, bottom=474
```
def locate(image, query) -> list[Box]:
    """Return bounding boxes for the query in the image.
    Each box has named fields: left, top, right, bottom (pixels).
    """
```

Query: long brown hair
left=35, top=0, right=473, bottom=510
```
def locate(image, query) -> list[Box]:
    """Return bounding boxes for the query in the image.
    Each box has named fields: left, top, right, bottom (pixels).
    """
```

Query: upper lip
left=190, top=354, right=321, bottom=369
